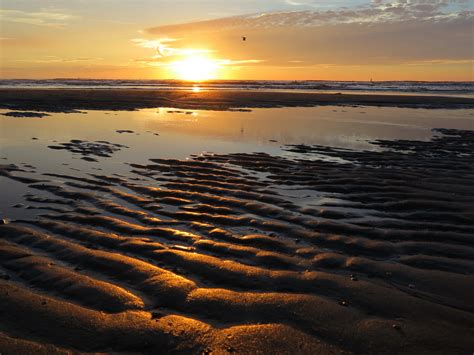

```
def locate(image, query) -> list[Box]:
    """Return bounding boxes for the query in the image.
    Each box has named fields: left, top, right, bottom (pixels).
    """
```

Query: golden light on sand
left=169, top=56, right=219, bottom=81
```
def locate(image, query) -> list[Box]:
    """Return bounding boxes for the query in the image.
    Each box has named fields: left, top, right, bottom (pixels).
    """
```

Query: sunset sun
left=169, top=56, right=219, bottom=81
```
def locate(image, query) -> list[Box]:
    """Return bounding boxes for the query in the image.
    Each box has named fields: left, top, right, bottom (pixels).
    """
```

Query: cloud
left=143, top=1, right=473, bottom=67
left=406, top=59, right=474, bottom=66
left=132, top=38, right=177, bottom=50
left=14, top=56, right=103, bottom=64
left=133, top=56, right=263, bottom=68
left=147, top=0, right=472, bottom=31
left=132, top=38, right=214, bottom=58
left=0, top=8, right=77, bottom=27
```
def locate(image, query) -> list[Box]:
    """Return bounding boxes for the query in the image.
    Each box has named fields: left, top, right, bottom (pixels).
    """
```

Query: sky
left=0, top=0, right=473, bottom=80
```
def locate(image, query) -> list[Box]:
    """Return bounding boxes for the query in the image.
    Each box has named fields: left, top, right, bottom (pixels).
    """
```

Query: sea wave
left=0, top=79, right=472, bottom=95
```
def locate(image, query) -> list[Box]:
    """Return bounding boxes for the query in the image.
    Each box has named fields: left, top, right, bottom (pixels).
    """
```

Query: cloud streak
left=14, top=56, right=103, bottom=64
left=134, top=56, right=263, bottom=68
left=0, top=8, right=78, bottom=27
left=132, top=38, right=214, bottom=58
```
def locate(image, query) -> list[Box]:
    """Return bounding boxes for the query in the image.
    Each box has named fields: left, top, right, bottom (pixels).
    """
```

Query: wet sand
left=0, top=125, right=473, bottom=353
left=1, top=88, right=474, bottom=113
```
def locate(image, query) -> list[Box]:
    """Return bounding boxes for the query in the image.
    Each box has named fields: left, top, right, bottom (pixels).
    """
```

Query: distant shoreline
left=1, top=89, right=473, bottom=112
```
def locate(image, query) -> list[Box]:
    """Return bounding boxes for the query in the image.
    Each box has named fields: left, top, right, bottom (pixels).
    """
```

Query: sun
left=169, top=56, right=219, bottom=81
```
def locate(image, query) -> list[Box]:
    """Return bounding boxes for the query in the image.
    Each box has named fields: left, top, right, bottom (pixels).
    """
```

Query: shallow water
left=0, top=105, right=473, bottom=220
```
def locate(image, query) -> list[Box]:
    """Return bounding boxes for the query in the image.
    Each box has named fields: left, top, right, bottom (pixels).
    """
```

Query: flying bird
left=242, top=36, right=246, bottom=41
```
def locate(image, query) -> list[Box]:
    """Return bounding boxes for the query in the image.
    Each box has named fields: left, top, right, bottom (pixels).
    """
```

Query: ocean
left=1, top=79, right=472, bottom=96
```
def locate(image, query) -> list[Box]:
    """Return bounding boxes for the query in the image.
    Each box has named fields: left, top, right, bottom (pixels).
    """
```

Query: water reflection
left=0, top=105, right=473, bottom=219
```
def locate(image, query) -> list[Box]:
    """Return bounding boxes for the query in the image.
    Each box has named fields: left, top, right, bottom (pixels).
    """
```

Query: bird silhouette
left=242, top=36, right=247, bottom=41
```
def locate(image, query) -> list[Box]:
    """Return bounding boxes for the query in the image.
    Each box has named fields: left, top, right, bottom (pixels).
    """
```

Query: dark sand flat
left=1, top=88, right=474, bottom=112
left=0, top=126, right=473, bottom=353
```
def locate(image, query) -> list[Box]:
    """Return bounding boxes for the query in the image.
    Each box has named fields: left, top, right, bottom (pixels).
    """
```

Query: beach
left=1, top=88, right=474, bottom=112
left=0, top=88, right=473, bottom=353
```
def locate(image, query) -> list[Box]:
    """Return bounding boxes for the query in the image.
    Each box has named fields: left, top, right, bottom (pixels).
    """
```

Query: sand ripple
left=0, top=129, right=473, bottom=353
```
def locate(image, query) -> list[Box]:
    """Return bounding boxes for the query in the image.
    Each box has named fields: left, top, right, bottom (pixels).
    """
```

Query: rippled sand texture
left=0, top=128, right=473, bottom=354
